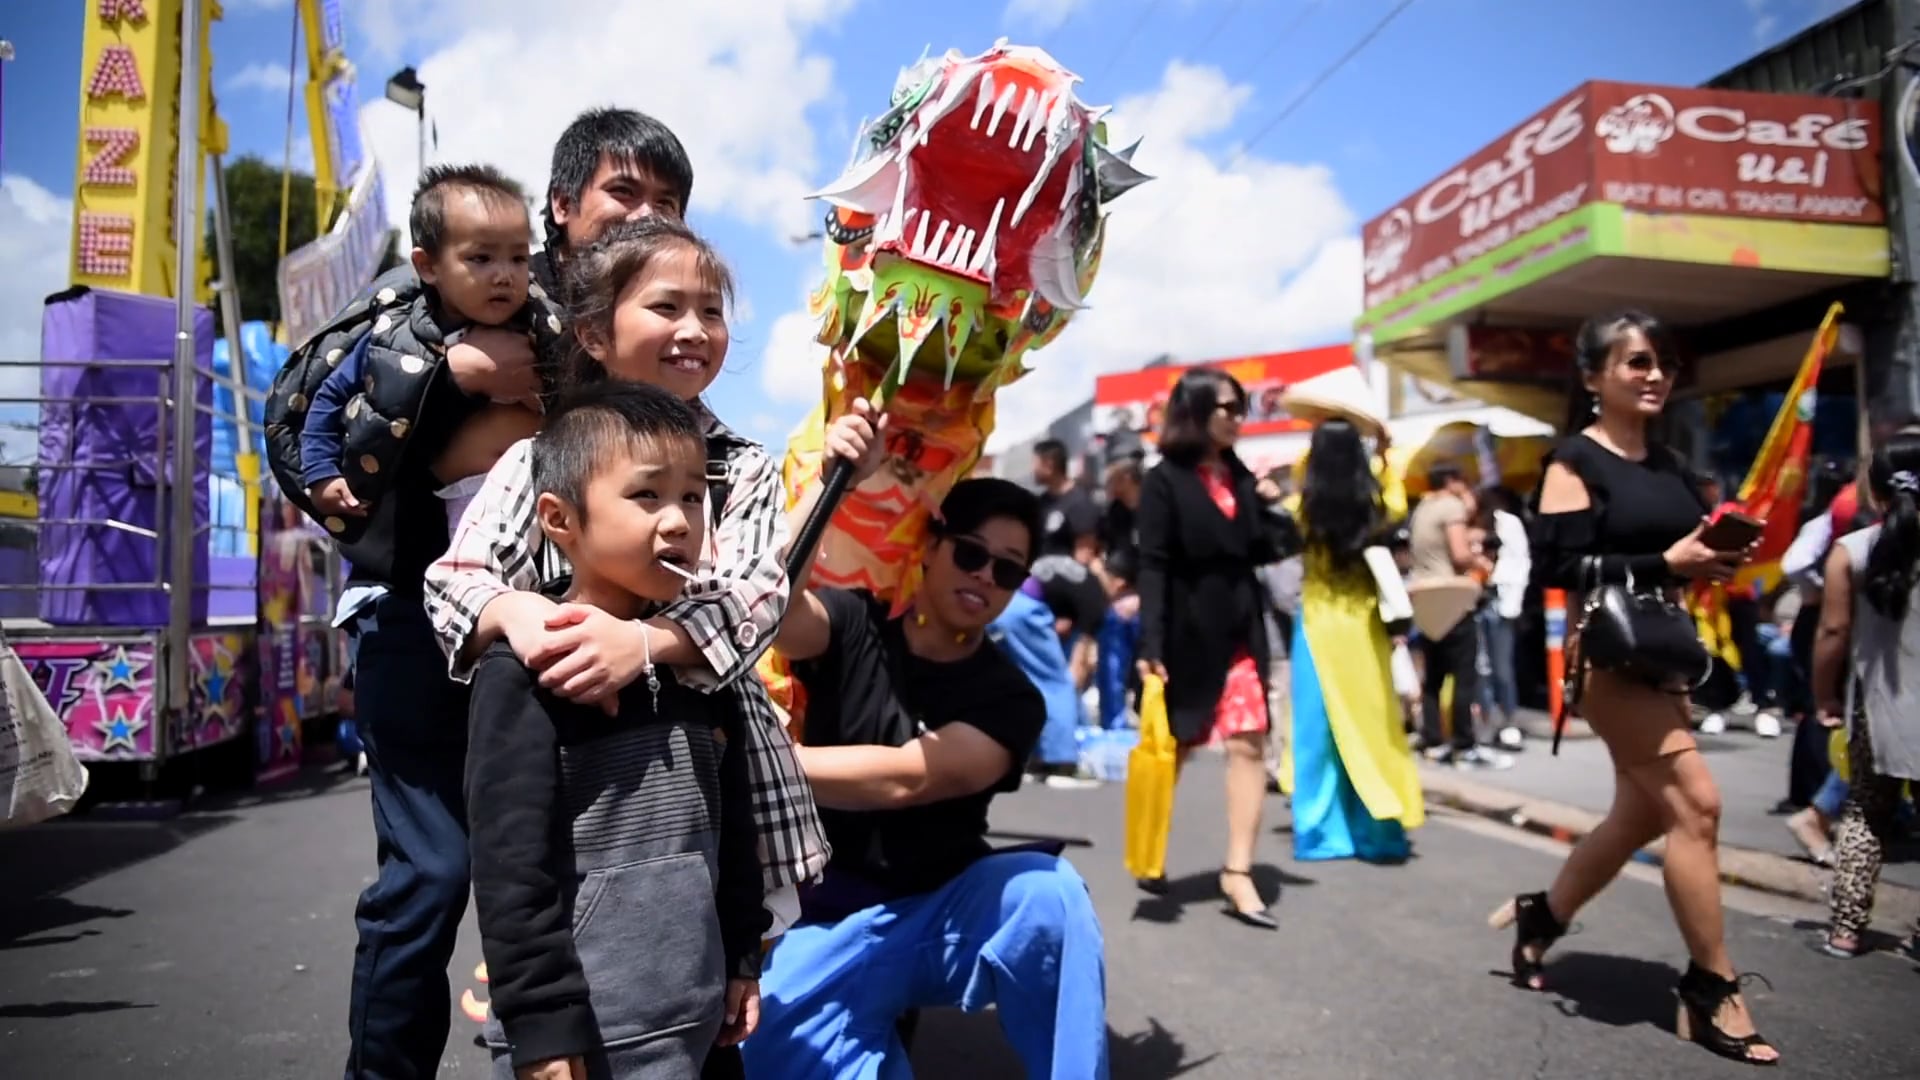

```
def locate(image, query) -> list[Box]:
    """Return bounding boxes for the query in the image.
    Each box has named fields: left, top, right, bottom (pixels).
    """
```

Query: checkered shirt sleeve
left=421, top=425, right=828, bottom=891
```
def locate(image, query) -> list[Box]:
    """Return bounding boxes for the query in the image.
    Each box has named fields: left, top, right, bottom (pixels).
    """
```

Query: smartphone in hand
left=1700, top=504, right=1764, bottom=553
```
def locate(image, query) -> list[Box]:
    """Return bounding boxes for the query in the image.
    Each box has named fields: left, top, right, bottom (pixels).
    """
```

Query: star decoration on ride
left=200, top=645, right=236, bottom=721
left=93, top=644, right=148, bottom=693
left=94, top=704, right=147, bottom=754
left=763, top=39, right=1148, bottom=732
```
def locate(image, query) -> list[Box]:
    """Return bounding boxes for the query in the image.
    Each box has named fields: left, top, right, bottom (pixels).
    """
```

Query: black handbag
left=1556, top=556, right=1709, bottom=753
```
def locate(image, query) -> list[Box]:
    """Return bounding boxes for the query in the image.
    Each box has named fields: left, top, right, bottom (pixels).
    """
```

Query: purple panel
left=207, top=555, right=257, bottom=620
left=37, top=288, right=213, bottom=627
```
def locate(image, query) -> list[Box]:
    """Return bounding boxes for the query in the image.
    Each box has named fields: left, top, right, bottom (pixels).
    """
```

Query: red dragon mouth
left=810, top=41, right=1150, bottom=315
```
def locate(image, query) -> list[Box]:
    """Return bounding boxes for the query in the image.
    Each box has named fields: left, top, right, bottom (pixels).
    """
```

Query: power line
left=1187, top=0, right=1253, bottom=60
left=1228, top=0, right=1325, bottom=86
left=1092, top=0, right=1169, bottom=86
left=1225, top=0, right=1422, bottom=170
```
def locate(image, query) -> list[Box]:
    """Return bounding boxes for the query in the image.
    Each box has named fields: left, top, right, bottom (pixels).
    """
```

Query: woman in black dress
left=1134, top=368, right=1293, bottom=928
left=1492, top=310, right=1778, bottom=1066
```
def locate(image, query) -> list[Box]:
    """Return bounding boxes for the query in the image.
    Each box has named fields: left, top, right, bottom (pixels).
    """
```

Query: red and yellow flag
left=1694, top=301, right=1843, bottom=663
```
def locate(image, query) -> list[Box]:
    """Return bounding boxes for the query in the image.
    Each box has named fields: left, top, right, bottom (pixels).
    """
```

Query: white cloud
left=759, top=300, right=830, bottom=405
left=0, top=175, right=74, bottom=465
left=1744, top=0, right=1778, bottom=42
left=351, top=1, right=855, bottom=245
left=755, top=60, right=1363, bottom=450
left=1003, top=0, right=1086, bottom=31
left=223, top=61, right=292, bottom=95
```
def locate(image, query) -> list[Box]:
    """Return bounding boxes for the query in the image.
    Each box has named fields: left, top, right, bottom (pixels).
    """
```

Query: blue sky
left=0, top=0, right=1855, bottom=460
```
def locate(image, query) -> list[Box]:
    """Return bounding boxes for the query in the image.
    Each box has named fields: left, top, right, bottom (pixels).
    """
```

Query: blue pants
left=1096, top=609, right=1139, bottom=730
left=742, top=852, right=1108, bottom=1079
left=343, top=595, right=472, bottom=1079
left=1474, top=608, right=1518, bottom=724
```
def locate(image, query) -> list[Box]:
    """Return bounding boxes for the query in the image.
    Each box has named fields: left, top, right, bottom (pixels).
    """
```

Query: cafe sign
left=1362, top=80, right=1884, bottom=311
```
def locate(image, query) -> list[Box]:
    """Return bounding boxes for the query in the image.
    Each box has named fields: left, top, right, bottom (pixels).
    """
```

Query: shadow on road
left=0, top=1000, right=156, bottom=1019
left=1535, top=951, right=1681, bottom=1034
left=1128, top=863, right=1316, bottom=925
left=0, top=815, right=237, bottom=945
left=908, top=1007, right=1211, bottom=1078
left=0, top=897, right=133, bottom=951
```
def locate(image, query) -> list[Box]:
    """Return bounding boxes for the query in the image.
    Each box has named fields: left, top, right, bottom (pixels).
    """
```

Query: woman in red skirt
left=1135, top=367, right=1296, bottom=929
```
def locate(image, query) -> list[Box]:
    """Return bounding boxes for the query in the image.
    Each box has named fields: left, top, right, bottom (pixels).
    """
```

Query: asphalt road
left=3, top=756, right=1916, bottom=1079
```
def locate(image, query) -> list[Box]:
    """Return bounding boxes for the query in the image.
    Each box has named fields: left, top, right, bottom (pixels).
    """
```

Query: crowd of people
left=267, top=101, right=1920, bottom=1080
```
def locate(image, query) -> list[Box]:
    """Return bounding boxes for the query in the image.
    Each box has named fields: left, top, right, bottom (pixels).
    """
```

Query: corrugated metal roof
left=1707, top=0, right=1892, bottom=94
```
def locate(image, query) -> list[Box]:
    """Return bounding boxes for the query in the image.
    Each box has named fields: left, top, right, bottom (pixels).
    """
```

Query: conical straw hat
left=1279, top=364, right=1386, bottom=439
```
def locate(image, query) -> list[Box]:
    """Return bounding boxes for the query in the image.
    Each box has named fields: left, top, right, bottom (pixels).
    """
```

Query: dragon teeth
left=1023, top=93, right=1052, bottom=153
left=969, top=198, right=1004, bottom=276
left=971, top=71, right=996, bottom=130
left=1010, top=88, right=1038, bottom=149
left=929, top=218, right=951, bottom=258
left=911, top=211, right=931, bottom=256
left=986, top=83, right=1017, bottom=137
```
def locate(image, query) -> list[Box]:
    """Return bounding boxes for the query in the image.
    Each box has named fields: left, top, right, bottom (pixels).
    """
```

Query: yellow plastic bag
left=1124, top=675, right=1177, bottom=880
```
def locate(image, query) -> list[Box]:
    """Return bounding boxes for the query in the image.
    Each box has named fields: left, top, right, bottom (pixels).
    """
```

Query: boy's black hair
left=935, top=478, right=1045, bottom=560
left=543, top=108, right=696, bottom=251
left=410, top=163, right=529, bottom=255
left=1033, top=438, right=1069, bottom=474
left=1426, top=464, right=1465, bottom=491
left=530, top=381, right=705, bottom=522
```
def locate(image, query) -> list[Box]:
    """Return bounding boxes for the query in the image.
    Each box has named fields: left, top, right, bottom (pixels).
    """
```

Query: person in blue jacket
left=989, top=579, right=1095, bottom=786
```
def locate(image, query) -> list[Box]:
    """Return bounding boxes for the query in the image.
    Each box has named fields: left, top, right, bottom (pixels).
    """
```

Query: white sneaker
left=1699, top=713, right=1727, bottom=735
left=1496, top=726, right=1525, bottom=751
left=1455, top=747, right=1515, bottom=771
left=1043, top=773, right=1102, bottom=790
left=355, top=751, right=369, bottom=776
left=1732, top=696, right=1759, bottom=717
left=1754, top=712, right=1783, bottom=739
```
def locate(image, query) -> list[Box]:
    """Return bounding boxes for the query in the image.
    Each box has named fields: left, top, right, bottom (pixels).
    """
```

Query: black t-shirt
left=1038, top=486, right=1101, bottom=558
left=1031, top=555, right=1110, bottom=640
left=793, top=588, right=1045, bottom=895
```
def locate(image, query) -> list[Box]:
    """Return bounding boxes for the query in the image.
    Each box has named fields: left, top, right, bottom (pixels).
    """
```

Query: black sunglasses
left=1214, top=399, right=1247, bottom=419
left=947, top=536, right=1029, bottom=590
left=1622, top=350, right=1681, bottom=376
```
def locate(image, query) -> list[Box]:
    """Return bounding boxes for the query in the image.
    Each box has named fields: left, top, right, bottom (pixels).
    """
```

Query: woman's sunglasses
left=1214, top=399, right=1247, bottom=419
left=947, top=536, right=1030, bottom=590
left=1622, top=351, right=1681, bottom=377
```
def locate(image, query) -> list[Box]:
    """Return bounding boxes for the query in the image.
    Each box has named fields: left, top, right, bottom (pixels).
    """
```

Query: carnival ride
left=0, top=0, right=383, bottom=792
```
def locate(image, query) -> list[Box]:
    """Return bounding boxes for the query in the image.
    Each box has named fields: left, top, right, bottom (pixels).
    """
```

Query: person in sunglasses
left=745, top=478, right=1109, bottom=1079
left=1133, top=366, right=1297, bottom=929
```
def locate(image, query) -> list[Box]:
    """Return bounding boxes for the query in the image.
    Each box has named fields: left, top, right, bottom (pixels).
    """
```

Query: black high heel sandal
left=1488, top=891, right=1565, bottom=991
left=1219, top=868, right=1278, bottom=930
left=1674, top=963, right=1779, bottom=1066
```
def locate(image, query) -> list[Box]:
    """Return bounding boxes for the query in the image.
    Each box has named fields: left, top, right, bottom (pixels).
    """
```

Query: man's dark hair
left=530, top=380, right=705, bottom=521
left=936, top=478, right=1045, bottom=560
left=543, top=107, right=696, bottom=251
left=1033, top=439, right=1069, bottom=475
left=1426, top=464, right=1466, bottom=492
left=410, top=163, right=528, bottom=255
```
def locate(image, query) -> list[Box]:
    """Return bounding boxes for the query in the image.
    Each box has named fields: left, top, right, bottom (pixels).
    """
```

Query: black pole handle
left=785, top=456, right=858, bottom=582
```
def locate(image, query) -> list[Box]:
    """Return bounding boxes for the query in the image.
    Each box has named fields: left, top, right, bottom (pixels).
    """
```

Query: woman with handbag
left=1284, top=419, right=1425, bottom=864
left=1134, top=367, right=1296, bottom=929
left=1491, top=310, right=1779, bottom=1066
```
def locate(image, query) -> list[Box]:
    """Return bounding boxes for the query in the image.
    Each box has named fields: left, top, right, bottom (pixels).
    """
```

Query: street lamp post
left=384, top=66, right=426, bottom=177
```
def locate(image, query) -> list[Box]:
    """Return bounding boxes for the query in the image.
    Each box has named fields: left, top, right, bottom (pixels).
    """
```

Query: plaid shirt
left=422, top=402, right=828, bottom=891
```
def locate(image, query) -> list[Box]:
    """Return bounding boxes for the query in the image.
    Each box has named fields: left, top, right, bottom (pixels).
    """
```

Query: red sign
left=1362, top=81, right=1885, bottom=311
left=1092, top=345, right=1355, bottom=441
left=1446, top=325, right=1576, bottom=383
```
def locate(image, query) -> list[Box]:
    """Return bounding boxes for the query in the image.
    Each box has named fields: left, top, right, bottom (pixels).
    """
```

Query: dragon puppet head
left=806, top=38, right=1152, bottom=390
left=766, top=40, right=1148, bottom=731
